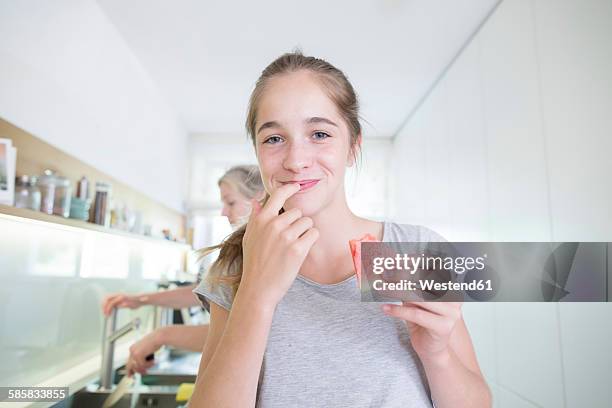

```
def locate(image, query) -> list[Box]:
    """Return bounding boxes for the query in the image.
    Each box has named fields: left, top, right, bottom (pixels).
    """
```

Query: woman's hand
left=126, top=330, right=161, bottom=376
left=382, top=301, right=463, bottom=362
left=101, top=293, right=144, bottom=316
left=240, top=183, right=320, bottom=309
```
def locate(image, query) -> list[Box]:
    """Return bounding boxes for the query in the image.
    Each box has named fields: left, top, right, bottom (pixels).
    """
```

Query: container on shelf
left=91, top=182, right=112, bottom=226
left=14, top=175, right=30, bottom=209
left=38, top=170, right=56, bottom=215
left=77, top=176, right=89, bottom=200
left=27, top=176, right=41, bottom=211
left=53, top=176, right=72, bottom=218
left=69, top=197, right=90, bottom=221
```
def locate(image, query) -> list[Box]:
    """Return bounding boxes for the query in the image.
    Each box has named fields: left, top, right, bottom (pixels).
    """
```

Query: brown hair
left=200, top=50, right=362, bottom=297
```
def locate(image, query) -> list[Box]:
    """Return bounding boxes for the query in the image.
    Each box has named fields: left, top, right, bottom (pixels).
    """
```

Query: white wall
left=346, top=137, right=392, bottom=220
left=0, top=0, right=187, bottom=212
left=390, top=0, right=612, bottom=406
left=187, top=133, right=257, bottom=213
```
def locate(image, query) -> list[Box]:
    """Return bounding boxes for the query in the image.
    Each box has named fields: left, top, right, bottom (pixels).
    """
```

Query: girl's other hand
left=382, top=301, right=463, bottom=362
left=240, top=183, right=319, bottom=309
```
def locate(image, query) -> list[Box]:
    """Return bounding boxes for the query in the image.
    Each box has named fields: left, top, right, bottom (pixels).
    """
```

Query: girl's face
left=219, top=181, right=252, bottom=227
left=254, top=70, right=356, bottom=216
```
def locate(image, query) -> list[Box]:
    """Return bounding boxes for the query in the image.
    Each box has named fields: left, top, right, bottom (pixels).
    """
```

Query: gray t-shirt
left=194, top=221, right=445, bottom=408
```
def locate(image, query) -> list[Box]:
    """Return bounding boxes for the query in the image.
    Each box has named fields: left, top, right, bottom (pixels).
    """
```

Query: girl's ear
left=347, top=133, right=362, bottom=167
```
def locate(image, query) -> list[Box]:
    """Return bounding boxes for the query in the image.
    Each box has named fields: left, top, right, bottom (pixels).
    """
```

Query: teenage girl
left=191, top=52, right=491, bottom=408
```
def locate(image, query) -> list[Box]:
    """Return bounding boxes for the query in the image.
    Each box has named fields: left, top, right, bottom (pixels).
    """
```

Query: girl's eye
left=263, top=136, right=283, bottom=145
left=228, top=201, right=235, bottom=207
left=313, top=131, right=330, bottom=140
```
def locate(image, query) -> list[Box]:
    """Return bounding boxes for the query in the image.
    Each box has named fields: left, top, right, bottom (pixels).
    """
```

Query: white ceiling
left=97, top=0, right=499, bottom=138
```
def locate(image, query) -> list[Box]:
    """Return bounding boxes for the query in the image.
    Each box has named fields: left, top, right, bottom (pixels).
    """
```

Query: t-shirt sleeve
left=192, top=271, right=235, bottom=313
left=416, top=225, right=448, bottom=243
left=390, top=222, right=448, bottom=243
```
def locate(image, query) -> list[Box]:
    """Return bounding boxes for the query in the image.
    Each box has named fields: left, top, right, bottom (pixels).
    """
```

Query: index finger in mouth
left=260, top=182, right=301, bottom=218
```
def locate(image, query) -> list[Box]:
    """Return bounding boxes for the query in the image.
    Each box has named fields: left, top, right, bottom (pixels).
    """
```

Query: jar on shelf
left=14, top=175, right=30, bottom=209
left=26, top=176, right=41, bottom=211
left=91, top=182, right=112, bottom=226
left=76, top=176, right=89, bottom=200
left=38, top=170, right=56, bottom=215
left=53, top=176, right=72, bottom=218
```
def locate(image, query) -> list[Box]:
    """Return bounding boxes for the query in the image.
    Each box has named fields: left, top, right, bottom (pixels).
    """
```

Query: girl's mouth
left=297, top=179, right=319, bottom=192
left=282, top=179, right=320, bottom=192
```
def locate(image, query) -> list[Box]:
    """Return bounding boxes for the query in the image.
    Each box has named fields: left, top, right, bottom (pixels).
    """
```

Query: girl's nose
left=283, top=141, right=312, bottom=172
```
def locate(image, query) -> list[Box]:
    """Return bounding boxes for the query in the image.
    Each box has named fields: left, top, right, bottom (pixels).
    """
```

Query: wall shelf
left=0, top=204, right=191, bottom=250
left=0, top=117, right=187, bottom=243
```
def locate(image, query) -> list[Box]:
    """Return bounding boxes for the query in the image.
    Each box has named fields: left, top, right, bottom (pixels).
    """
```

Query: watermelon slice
left=349, top=233, right=378, bottom=289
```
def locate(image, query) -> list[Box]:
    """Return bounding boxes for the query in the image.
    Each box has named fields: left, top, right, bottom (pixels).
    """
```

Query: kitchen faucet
left=99, top=308, right=141, bottom=390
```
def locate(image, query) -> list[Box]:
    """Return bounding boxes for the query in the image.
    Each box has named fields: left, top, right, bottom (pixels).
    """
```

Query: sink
left=52, top=350, right=201, bottom=407
left=64, top=384, right=184, bottom=408
left=115, top=371, right=197, bottom=386
left=115, top=350, right=200, bottom=386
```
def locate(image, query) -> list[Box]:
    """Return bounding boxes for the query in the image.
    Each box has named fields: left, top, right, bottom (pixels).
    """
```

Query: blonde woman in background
left=218, top=165, right=266, bottom=230
left=101, top=165, right=264, bottom=375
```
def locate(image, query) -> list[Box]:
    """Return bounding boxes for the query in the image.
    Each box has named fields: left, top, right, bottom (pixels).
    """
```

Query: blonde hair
left=218, top=164, right=264, bottom=200
left=201, top=51, right=362, bottom=297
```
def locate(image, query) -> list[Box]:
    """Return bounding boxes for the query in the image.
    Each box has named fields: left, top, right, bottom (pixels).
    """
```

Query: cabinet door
left=559, top=302, right=612, bottom=407
left=495, top=303, right=565, bottom=407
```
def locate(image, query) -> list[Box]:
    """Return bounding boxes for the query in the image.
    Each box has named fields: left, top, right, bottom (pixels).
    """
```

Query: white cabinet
left=558, top=303, right=612, bottom=407
left=495, top=303, right=565, bottom=407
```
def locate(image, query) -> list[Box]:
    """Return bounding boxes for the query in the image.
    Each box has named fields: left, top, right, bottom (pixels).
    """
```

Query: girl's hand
left=240, top=183, right=320, bottom=309
left=382, top=301, right=463, bottom=362
left=126, top=331, right=161, bottom=376
left=101, top=293, right=143, bottom=316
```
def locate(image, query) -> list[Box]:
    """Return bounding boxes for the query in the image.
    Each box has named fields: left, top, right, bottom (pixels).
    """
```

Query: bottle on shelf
left=77, top=176, right=89, bottom=200
left=53, top=176, right=72, bottom=218
left=14, top=175, right=30, bottom=209
left=27, top=176, right=41, bottom=211
left=38, top=170, right=56, bottom=215
left=91, top=182, right=112, bottom=227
